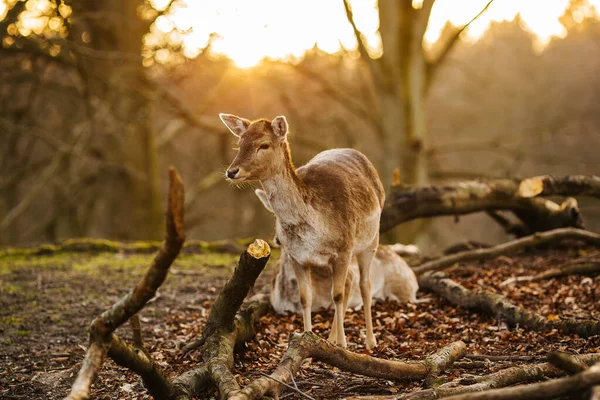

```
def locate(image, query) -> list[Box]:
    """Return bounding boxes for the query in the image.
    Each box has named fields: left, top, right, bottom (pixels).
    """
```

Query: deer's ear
left=271, top=115, right=288, bottom=140
left=255, top=189, right=273, bottom=213
left=219, top=113, right=250, bottom=137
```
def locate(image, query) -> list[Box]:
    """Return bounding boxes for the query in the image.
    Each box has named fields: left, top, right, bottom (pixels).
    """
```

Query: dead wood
left=413, top=228, right=600, bottom=275
left=500, top=261, right=600, bottom=286
left=230, top=332, right=466, bottom=400
left=548, top=351, right=588, bottom=374
left=172, top=241, right=272, bottom=400
left=65, top=167, right=185, bottom=400
left=519, top=175, right=600, bottom=199
left=419, top=271, right=600, bottom=337
left=381, top=178, right=585, bottom=234
left=438, top=362, right=600, bottom=400
left=348, top=354, right=600, bottom=400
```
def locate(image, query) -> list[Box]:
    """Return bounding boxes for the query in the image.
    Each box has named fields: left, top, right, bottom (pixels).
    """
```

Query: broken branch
left=65, top=167, right=185, bottom=400
left=413, top=228, right=600, bottom=275
left=519, top=175, right=600, bottom=199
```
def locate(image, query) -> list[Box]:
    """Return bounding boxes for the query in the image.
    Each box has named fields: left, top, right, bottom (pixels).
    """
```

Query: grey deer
left=221, top=114, right=384, bottom=349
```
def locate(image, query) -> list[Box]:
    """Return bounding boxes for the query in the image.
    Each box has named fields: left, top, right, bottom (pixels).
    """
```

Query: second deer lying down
left=255, top=189, right=420, bottom=317
left=221, top=113, right=384, bottom=349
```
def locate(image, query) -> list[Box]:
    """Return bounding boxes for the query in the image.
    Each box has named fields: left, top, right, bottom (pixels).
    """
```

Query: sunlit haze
left=1, top=0, right=599, bottom=68
left=152, top=0, right=599, bottom=68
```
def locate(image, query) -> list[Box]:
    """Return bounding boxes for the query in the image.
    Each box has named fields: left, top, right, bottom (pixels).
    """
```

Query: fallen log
left=413, top=228, right=600, bottom=275
left=381, top=178, right=585, bottom=234
left=418, top=271, right=600, bottom=337
left=1, top=237, right=246, bottom=257
left=519, top=175, right=600, bottom=199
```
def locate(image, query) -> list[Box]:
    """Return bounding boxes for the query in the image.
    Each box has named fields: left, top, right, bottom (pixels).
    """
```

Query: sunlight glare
left=151, top=0, right=600, bottom=66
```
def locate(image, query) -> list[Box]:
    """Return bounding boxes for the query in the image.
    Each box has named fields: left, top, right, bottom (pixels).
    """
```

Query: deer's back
left=298, top=148, right=385, bottom=218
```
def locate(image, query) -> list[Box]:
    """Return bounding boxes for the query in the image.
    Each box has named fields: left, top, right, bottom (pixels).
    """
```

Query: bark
left=349, top=354, right=600, bottom=400
left=413, top=228, right=600, bottom=275
left=380, top=179, right=584, bottom=233
left=231, top=332, right=466, bottom=400
left=519, top=175, right=600, bottom=199
left=419, top=271, right=600, bottom=337
left=65, top=167, right=185, bottom=400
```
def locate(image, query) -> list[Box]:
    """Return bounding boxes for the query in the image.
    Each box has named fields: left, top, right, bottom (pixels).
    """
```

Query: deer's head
left=220, top=114, right=289, bottom=183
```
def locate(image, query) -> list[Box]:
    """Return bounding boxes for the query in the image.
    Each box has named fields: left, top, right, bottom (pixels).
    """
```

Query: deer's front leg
left=331, top=252, right=351, bottom=348
left=291, top=261, right=313, bottom=332
left=329, top=267, right=353, bottom=343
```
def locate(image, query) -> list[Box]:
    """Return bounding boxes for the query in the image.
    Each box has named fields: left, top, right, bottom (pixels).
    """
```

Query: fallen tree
left=379, top=176, right=599, bottom=235
left=418, top=271, right=600, bottom=337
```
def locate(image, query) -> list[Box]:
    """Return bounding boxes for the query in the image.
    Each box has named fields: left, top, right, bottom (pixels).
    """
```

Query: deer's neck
left=261, top=145, right=309, bottom=224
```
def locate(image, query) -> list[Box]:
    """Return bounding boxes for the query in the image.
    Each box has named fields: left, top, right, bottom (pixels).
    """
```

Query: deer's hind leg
left=356, top=234, right=378, bottom=349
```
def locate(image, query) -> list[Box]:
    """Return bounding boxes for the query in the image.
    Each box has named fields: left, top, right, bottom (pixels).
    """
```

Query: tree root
left=419, top=271, right=600, bottom=337
left=348, top=354, right=600, bottom=400
left=381, top=178, right=586, bottom=234
left=413, top=227, right=600, bottom=275
left=230, top=332, right=466, bottom=400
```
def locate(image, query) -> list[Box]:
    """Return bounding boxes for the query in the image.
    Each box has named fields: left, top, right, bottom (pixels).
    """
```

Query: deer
left=254, top=189, right=420, bottom=316
left=221, top=113, right=385, bottom=349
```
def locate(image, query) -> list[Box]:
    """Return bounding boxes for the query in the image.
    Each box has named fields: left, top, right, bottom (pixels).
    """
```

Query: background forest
left=1, top=0, right=599, bottom=252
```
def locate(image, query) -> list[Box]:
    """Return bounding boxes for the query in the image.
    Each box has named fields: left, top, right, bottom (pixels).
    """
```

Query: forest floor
left=1, top=242, right=599, bottom=400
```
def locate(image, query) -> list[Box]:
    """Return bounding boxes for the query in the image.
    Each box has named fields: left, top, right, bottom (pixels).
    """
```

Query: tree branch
left=413, top=228, right=600, bottom=275
left=65, top=167, right=185, bottom=400
left=428, top=0, right=495, bottom=78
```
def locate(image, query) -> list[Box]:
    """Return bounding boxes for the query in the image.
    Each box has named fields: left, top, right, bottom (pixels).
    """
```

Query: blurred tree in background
left=0, top=0, right=599, bottom=252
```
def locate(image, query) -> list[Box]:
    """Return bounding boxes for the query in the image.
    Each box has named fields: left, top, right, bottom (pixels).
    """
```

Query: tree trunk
left=67, top=0, right=162, bottom=240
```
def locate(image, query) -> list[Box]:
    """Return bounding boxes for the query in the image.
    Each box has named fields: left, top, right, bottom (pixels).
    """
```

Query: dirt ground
left=1, top=242, right=599, bottom=399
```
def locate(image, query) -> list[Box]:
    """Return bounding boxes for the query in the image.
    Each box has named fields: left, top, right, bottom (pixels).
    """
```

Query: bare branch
left=428, top=0, right=495, bottom=77
left=342, top=0, right=382, bottom=82
left=413, top=228, right=600, bottom=275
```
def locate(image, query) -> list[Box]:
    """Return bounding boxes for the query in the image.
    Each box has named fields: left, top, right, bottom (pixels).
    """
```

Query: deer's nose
left=226, top=168, right=239, bottom=179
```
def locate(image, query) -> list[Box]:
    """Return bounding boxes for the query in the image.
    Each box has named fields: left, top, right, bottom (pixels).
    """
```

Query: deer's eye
left=258, top=143, right=270, bottom=151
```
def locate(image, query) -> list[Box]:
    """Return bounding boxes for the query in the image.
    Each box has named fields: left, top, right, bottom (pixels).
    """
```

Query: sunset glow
left=155, top=0, right=599, bottom=68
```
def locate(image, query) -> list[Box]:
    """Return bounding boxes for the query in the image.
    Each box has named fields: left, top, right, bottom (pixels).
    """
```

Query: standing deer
left=254, top=189, right=419, bottom=316
left=221, top=113, right=384, bottom=349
